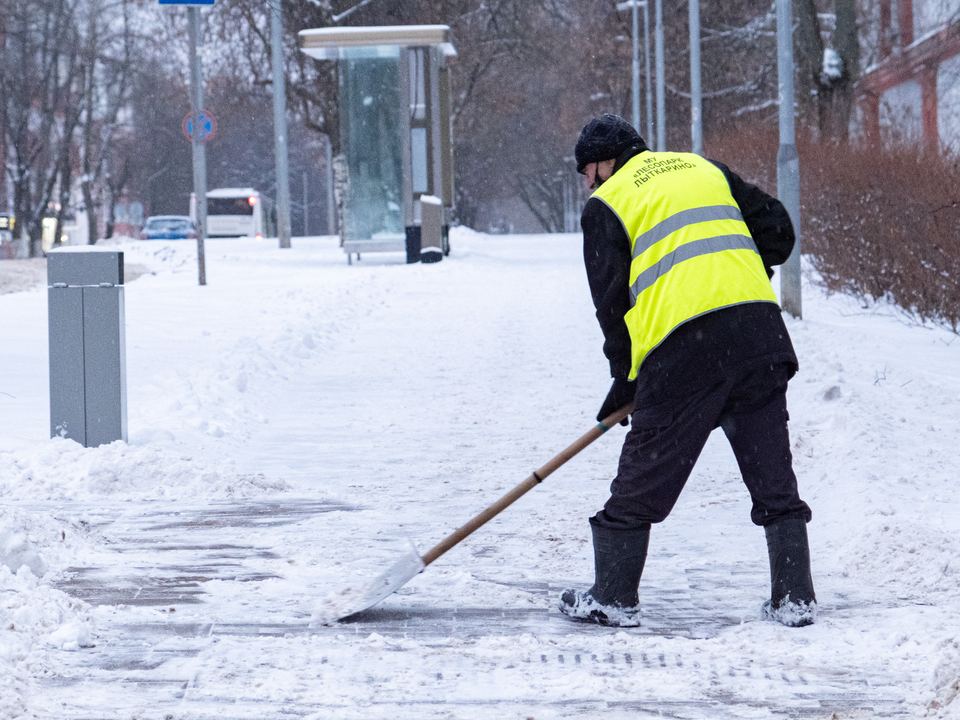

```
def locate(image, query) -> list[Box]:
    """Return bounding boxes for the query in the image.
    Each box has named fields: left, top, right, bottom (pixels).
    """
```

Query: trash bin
left=420, top=195, right=443, bottom=264
left=48, top=249, right=127, bottom=447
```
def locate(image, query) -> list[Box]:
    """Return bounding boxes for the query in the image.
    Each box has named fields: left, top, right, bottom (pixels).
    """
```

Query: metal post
left=271, top=0, right=292, bottom=249
left=302, top=170, right=309, bottom=236
left=777, top=0, right=802, bottom=318
left=187, top=7, right=206, bottom=286
left=617, top=1, right=646, bottom=135
left=617, top=1, right=648, bottom=137
left=631, top=1, right=640, bottom=131
left=655, top=0, right=665, bottom=151
left=325, top=134, right=335, bottom=236
left=644, top=1, right=653, bottom=145
left=689, top=0, right=702, bottom=155
left=48, top=250, right=127, bottom=448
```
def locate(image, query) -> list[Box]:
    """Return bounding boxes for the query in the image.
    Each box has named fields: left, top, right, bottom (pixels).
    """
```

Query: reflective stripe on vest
left=630, top=233, right=759, bottom=303
left=592, top=151, right=778, bottom=379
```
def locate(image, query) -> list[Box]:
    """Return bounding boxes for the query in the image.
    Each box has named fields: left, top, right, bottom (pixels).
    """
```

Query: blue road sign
left=159, top=0, right=214, bottom=5
left=182, top=110, right=217, bottom=143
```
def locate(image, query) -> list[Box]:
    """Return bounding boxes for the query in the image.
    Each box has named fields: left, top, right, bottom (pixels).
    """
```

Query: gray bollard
left=419, top=195, right=443, bottom=264
left=47, top=249, right=127, bottom=447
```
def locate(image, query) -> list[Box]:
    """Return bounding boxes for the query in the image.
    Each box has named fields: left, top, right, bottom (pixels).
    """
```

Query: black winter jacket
left=582, top=145, right=799, bottom=392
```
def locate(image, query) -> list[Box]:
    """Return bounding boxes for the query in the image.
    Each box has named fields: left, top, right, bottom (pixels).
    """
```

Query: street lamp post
left=655, top=0, right=665, bottom=151
left=271, top=0, right=292, bottom=248
left=643, top=0, right=653, bottom=144
left=630, top=0, right=640, bottom=131
left=616, top=1, right=653, bottom=144
left=690, top=0, right=702, bottom=155
left=777, top=0, right=802, bottom=318
left=187, top=6, right=207, bottom=286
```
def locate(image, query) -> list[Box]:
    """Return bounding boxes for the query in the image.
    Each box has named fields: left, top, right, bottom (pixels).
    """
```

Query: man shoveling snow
left=560, top=114, right=816, bottom=629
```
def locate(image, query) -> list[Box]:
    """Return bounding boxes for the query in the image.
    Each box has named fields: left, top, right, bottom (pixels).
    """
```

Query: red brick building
left=859, top=0, right=960, bottom=152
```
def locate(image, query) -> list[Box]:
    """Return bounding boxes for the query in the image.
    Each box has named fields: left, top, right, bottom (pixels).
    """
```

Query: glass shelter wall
left=339, top=47, right=405, bottom=245
left=408, top=47, right=432, bottom=197
left=298, top=25, right=456, bottom=261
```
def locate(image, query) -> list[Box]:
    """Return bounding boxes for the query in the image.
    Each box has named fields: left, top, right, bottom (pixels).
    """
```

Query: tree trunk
left=83, top=0, right=98, bottom=245
left=104, top=181, right=117, bottom=239
left=0, top=7, right=7, bottom=214
left=56, top=152, right=73, bottom=250
left=82, top=179, right=96, bottom=245
left=831, top=0, right=860, bottom=143
left=795, top=0, right=860, bottom=143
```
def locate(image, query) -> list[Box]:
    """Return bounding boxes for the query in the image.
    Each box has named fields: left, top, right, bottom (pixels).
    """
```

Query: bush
left=707, top=126, right=960, bottom=333
left=801, top=141, right=960, bottom=332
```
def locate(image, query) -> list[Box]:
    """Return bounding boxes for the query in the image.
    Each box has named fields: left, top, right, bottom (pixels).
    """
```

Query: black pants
left=598, top=361, right=812, bottom=529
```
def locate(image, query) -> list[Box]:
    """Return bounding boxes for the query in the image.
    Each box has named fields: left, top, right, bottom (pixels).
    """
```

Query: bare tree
left=103, top=137, right=136, bottom=239
left=0, top=0, right=140, bottom=253
left=77, top=0, right=139, bottom=244
left=1, top=0, right=86, bottom=256
left=796, top=0, right=860, bottom=142
left=0, top=0, right=874, bottom=245
left=205, top=0, right=338, bottom=148
left=201, top=0, right=556, bottom=228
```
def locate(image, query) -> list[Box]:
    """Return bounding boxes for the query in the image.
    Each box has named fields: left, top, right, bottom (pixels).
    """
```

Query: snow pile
left=777, top=294, right=960, bottom=613
left=0, top=509, right=56, bottom=577
left=109, top=237, right=197, bottom=274
left=0, top=565, right=94, bottom=717
left=0, top=436, right=289, bottom=501
left=130, top=334, right=293, bottom=447
left=931, top=639, right=960, bottom=718
left=45, top=620, right=92, bottom=651
left=838, top=519, right=960, bottom=602
left=0, top=527, right=46, bottom=578
left=0, top=506, right=101, bottom=574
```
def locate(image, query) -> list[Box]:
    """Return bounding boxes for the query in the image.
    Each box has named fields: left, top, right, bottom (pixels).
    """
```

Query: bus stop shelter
left=299, top=25, right=456, bottom=264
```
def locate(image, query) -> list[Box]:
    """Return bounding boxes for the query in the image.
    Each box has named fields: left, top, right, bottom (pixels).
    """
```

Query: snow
left=1, top=230, right=960, bottom=717
left=822, top=47, right=843, bottom=81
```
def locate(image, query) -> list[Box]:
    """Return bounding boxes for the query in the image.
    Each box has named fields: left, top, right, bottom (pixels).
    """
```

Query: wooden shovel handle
left=420, top=403, right=633, bottom=567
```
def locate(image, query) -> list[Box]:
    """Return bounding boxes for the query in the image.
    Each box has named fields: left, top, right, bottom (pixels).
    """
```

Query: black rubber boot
left=762, top=517, right=817, bottom=627
left=558, top=517, right=649, bottom=627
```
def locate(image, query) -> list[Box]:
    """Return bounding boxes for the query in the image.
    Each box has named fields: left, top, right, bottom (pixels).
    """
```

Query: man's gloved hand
left=598, top=377, right=637, bottom=425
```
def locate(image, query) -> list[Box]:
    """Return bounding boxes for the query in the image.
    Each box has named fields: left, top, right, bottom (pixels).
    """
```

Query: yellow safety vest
left=592, top=151, right=779, bottom=380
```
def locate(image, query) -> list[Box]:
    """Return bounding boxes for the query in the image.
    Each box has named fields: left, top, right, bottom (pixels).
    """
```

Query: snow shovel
left=319, top=403, right=633, bottom=622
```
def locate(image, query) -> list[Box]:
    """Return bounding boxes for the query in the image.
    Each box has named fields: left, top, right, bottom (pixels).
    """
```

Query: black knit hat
left=575, top=114, right=645, bottom=174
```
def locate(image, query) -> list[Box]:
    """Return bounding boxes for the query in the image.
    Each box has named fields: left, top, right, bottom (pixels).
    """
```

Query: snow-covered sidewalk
left=1, top=231, right=959, bottom=718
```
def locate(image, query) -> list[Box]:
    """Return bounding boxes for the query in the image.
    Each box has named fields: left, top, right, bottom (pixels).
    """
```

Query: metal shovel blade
left=312, top=406, right=634, bottom=625
left=314, top=544, right=425, bottom=624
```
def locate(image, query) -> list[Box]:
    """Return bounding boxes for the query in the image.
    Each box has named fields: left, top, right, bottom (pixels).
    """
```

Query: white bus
left=190, top=188, right=275, bottom=239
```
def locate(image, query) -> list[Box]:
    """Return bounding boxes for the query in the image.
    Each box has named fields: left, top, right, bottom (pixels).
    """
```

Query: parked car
left=139, top=215, right=196, bottom=240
